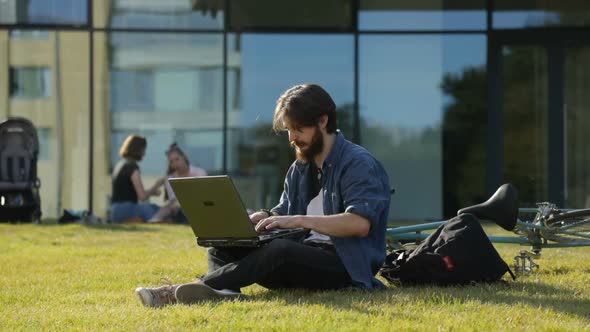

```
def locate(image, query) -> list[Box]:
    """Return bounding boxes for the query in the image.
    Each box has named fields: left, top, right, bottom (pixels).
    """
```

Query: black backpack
left=380, top=213, right=515, bottom=286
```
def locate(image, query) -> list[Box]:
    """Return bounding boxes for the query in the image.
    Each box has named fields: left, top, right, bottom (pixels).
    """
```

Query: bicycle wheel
left=542, top=208, right=590, bottom=243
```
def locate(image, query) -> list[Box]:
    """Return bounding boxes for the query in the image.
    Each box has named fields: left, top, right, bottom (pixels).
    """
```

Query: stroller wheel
left=32, top=210, right=42, bottom=224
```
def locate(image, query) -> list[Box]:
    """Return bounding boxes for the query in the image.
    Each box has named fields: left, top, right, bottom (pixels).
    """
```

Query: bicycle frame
left=387, top=220, right=590, bottom=248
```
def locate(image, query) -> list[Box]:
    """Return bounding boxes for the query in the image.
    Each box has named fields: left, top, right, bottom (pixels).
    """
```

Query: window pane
left=494, top=0, right=590, bottom=28
left=227, top=34, right=354, bottom=210
left=502, top=46, right=548, bottom=206
left=10, top=68, right=51, bottom=98
left=360, top=35, right=486, bottom=220
left=93, top=0, right=224, bottom=30
left=93, top=32, right=224, bottom=217
left=359, top=0, right=486, bottom=31
left=110, top=70, right=153, bottom=111
left=564, top=45, right=590, bottom=208
left=229, top=0, right=353, bottom=30
left=2, top=31, right=90, bottom=219
left=0, top=0, right=87, bottom=25
left=38, top=128, right=52, bottom=160
left=10, top=30, right=49, bottom=39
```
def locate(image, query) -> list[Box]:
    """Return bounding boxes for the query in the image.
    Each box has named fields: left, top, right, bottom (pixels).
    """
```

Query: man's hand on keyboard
left=255, top=215, right=303, bottom=233
left=249, top=211, right=271, bottom=225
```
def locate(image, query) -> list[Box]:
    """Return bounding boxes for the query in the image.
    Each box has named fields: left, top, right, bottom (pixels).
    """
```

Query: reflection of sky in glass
left=234, top=33, right=486, bottom=135
left=359, top=11, right=486, bottom=30
left=493, top=11, right=561, bottom=28
left=28, top=0, right=87, bottom=24
left=360, top=35, right=485, bottom=129
left=359, top=4, right=584, bottom=30
left=237, top=34, right=354, bottom=128
left=359, top=35, right=486, bottom=220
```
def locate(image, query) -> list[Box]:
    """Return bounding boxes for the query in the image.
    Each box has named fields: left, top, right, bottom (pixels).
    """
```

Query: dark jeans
left=201, top=239, right=352, bottom=292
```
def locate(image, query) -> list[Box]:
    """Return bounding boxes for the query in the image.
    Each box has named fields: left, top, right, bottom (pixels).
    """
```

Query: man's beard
left=290, top=127, right=324, bottom=163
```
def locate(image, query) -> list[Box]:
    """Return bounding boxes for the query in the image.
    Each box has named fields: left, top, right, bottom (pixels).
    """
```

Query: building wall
left=92, top=32, right=112, bottom=218
left=0, top=31, right=8, bottom=119
left=57, top=32, right=90, bottom=213
left=2, top=31, right=90, bottom=218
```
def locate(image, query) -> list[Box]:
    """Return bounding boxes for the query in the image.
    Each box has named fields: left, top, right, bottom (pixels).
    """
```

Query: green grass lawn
left=1, top=222, right=589, bottom=331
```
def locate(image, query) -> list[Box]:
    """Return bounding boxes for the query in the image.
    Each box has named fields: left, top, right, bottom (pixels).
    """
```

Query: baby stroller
left=0, top=117, right=42, bottom=223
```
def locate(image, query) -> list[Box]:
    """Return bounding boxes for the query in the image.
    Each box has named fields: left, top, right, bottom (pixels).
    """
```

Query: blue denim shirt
left=271, top=132, right=391, bottom=289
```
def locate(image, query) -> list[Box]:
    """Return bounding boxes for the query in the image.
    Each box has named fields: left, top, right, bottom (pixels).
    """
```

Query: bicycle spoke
left=551, top=218, right=590, bottom=231
left=538, top=209, right=590, bottom=243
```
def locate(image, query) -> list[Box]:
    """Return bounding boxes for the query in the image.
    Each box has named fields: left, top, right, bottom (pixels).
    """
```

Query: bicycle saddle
left=457, top=183, right=518, bottom=231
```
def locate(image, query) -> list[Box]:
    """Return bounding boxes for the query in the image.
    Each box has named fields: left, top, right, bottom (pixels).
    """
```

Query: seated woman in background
left=150, top=143, right=207, bottom=223
left=110, top=134, right=165, bottom=223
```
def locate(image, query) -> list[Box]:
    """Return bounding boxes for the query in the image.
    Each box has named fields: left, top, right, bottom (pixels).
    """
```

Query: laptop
left=168, top=175, right=307, bottom=247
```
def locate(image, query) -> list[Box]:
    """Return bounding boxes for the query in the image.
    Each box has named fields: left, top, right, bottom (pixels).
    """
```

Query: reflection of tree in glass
left=335, top=102, right=355, bottom=139
left=440, top=47, right=555, bottom=211
left=245, top=102, right=356, bottom=206
left=500, top=47, right=549, bottom=207
left=246, top=123, right=294, bottom=209
left=441, top=66, right=487, bottom=217
left=564, top=46, right=590, bottom=208
left=191, top=0, right=223, bottom=18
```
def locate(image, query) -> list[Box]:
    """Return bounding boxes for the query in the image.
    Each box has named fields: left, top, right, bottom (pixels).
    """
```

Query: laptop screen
left=169, top=175, right=259, bottom=238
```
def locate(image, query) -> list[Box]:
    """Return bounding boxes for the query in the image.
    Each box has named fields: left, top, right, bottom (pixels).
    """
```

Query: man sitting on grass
left=135, top=83, right=391, bottom=307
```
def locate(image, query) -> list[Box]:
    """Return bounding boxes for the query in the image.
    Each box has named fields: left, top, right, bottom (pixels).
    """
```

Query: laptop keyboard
left=260, top=229, right=288, bottom=235
left=258, top=228, right=307, bottom=240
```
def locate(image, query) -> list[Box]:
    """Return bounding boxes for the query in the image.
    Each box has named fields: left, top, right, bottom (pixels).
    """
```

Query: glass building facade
left=1, top=0, right=590, bottom=221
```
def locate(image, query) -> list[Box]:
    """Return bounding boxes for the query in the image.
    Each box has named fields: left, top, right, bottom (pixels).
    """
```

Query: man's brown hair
left=119, top=134, right=147, bottom=160
left=273, top=84, right=337, bottom=134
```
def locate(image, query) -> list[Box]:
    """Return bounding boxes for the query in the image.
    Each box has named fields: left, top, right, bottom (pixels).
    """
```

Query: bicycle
left=385, top=184, right=590, bottom=274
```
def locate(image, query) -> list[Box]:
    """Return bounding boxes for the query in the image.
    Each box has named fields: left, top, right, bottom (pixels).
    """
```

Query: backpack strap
left=507, top=266, right=517, bottom=280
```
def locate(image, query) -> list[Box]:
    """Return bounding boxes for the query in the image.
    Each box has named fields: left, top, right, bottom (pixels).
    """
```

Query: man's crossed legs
left=136, top=239, right=352, bottom=307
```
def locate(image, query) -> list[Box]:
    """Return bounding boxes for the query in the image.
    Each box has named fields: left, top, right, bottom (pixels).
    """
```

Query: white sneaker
left=135, top=284, right=178, bottom=308
left=175, top=283, right=250, bottom=304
